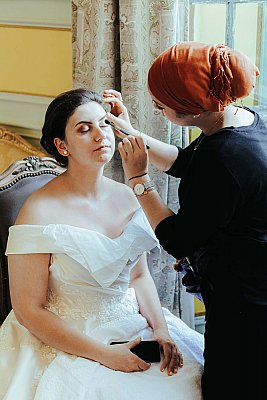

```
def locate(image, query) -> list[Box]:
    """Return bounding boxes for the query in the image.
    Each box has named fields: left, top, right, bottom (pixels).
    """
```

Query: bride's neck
left=63, top=165, right=106, bottom=200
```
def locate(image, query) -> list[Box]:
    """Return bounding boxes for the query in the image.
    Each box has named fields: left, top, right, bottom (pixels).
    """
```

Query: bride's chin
left=96, top=154, right=113, bottom=164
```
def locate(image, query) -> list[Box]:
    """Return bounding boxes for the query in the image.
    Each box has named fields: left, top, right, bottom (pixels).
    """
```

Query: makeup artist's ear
left=54, top=138, right=68, bottom=156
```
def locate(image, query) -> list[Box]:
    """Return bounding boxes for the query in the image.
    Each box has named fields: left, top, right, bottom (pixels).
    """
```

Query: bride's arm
left=9, top=253, right=104, bottom=359
left=130, top=254, right=168, bottom=332
left=130, top=254, right=183, bottom=375
left=8, top=253, right=149, bottom=373
left=8, top=254, right=102, bottom=360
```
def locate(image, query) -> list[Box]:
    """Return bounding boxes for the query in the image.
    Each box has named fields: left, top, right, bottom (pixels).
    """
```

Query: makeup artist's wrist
left=130, top=128, right=141, bottom=137
left=128, top=173, right=151, bottom=188
left=128, top=172, right=148, bottom=181
left=131, top=129, right=147, bottom=140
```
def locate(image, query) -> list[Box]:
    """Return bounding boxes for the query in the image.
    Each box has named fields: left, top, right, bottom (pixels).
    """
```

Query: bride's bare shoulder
left=107, top=178, right=139, bottom=212
left=15, top=176, right=62, bottom=225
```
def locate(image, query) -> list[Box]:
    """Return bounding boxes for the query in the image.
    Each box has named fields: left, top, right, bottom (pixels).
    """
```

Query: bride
left=0, top=88, right=204, bottom=399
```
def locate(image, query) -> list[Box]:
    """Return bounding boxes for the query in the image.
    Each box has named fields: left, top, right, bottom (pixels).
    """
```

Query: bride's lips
left=94, top=145, right=111, bottom=151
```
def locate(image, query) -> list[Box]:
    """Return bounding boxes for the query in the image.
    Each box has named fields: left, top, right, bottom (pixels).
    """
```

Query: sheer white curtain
left=72, top=0, right=195, bottom=327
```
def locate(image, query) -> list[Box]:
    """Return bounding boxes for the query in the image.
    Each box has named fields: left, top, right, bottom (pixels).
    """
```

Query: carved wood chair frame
left=0, top=156, right=65, bottom=323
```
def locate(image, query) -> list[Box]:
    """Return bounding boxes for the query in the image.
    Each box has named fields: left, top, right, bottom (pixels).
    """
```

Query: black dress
left=155, top=108, right=267, bottom=400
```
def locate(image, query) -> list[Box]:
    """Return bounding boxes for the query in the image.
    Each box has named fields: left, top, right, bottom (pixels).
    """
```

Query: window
left=185, top=0, right=267, bottom=140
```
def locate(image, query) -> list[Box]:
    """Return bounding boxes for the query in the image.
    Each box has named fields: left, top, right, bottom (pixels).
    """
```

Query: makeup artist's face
left=148, top=86, right=195, bottom=126
left=64, top=101, right=115, bottom=167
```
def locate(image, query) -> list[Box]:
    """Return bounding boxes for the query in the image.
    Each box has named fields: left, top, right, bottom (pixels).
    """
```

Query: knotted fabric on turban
left=148, top=41, right=260, bottom=114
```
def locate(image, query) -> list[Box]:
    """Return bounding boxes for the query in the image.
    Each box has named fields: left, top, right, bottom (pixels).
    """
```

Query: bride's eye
left=80, top=125, right=90, bottom=133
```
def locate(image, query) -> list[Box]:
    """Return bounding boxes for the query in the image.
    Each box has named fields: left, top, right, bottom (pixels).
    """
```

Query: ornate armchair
left=0, top=126, right=46, bottom=173
left=0, top=156, right=65, bottom=324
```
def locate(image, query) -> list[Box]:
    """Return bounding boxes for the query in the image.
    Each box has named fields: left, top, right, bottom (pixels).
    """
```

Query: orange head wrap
left=148, top=41, right=260, bottom=114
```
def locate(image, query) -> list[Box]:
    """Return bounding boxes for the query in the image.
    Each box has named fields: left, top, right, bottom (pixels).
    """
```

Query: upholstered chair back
left=0, top=127, right=46, bottom=173
left=0, top=157, right=64, bottom=324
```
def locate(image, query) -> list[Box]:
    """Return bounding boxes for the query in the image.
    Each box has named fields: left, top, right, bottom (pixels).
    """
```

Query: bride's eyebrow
left=75, top=114, right=107, bottom=127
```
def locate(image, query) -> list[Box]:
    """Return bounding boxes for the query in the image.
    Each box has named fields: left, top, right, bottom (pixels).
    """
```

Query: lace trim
left=0, top=312, right=59, bottom=363
left=0, top=316, right=59, bottom=399
left=39, top=343, right=58, bottom=361
left=0, top=286, right=140, bottom=390
left=0, top=323, right=16, bottom=352
left=45, top=288, right=139, bottom=325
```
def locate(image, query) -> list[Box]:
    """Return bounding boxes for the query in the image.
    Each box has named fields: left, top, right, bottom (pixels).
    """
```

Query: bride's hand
left=102, top=89, right=138, bottom=138
left=153, top=329, right=183, bottom=375
left=100, top=337, right=150, bottom=373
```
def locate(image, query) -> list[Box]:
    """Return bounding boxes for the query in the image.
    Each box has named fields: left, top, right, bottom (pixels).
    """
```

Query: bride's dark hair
left=41, top=88, right=102, bottom=167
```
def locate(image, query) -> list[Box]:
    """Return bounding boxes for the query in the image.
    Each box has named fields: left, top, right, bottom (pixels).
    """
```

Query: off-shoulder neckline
left=10, top=207, right=143, bottom=241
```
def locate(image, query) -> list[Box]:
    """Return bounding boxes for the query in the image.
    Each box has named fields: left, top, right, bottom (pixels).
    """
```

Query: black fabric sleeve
left=165, top=142, right=195, bottom=178
left=155, top=161, right=242, bottom=260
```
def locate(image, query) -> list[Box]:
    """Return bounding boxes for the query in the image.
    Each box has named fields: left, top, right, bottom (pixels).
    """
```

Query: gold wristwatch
left=133, top=181, right=154, bottom=197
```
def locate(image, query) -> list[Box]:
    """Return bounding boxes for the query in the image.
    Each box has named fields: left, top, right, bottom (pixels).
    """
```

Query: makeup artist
left=103, top=41, right=267, bottom=400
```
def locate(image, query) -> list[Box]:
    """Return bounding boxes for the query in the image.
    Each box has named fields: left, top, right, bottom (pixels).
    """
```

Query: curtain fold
left=72, top=0, right=194, bottom=327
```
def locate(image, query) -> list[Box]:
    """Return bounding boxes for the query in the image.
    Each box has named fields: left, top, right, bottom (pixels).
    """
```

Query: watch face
left=133, top=183, right=145, bottom=196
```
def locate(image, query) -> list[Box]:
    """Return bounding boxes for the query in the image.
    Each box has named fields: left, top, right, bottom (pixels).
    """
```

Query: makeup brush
left=105, top=119, right=150, bottom=149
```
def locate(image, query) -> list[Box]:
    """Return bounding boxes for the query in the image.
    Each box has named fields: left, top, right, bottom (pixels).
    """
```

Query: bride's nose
left=93, top=126, right=107, bottom=141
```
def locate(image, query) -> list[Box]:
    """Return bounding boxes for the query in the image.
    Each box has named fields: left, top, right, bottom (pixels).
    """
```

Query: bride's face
left=64, top=101, right=115, bottom=167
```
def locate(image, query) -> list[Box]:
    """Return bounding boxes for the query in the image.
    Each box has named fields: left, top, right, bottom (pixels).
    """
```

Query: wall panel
left=0, top=26, right=72, bottom=97
left=0, top=0, right=72, bottom=140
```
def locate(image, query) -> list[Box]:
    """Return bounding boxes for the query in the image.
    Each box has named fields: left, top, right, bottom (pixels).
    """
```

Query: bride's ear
left=54, top=138, right=68, bottom=156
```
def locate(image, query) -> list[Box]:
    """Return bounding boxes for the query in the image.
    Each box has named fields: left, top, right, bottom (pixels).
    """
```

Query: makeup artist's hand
left=118, top=135, right=148, bottom=180
left=103, top=89, right=138, bottom=138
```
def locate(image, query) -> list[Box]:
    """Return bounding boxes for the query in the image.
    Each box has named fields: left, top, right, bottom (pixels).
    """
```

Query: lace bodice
left=6, top=208, right=159, bottom=327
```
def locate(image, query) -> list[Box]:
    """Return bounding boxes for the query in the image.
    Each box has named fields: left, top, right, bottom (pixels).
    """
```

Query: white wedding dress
left=0, top=208, right=204, bottom=400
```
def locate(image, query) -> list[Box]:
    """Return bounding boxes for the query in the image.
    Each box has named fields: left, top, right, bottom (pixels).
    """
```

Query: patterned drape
left=72, top=0, right=195, bottom=327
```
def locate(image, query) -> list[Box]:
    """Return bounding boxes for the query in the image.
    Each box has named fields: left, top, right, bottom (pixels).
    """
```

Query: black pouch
left=177, top=257, right=204, bottom=302
left=179, top=245, right=217, bottom=304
